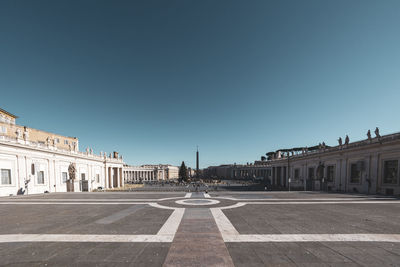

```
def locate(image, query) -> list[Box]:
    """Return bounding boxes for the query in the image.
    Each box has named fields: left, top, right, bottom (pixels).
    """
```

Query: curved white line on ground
left=175, top=199, right=220, bottom=206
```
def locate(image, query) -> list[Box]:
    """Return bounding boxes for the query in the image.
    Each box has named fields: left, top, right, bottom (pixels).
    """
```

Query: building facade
left=204, top=131, right=400, bottom=196
left=0, top=108, right=79, bottom=152
left=123, top=164, right=179, bottom=183
left=0, top=109, right=124, bottom=196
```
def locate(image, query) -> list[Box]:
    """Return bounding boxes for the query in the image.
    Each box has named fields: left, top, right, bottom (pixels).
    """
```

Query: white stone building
left=0, top=108, right=124, bottom=196
left=123, top=164, right=179, bottom=183
left=207, top=130, right=400, bottom=196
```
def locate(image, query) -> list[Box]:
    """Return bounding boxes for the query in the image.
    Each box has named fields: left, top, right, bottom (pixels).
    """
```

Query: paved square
left=0, top=191, right=399, bottom=266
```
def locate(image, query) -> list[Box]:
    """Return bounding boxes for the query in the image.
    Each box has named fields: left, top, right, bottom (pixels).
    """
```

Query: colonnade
left=106, top=166, right=124, bottom=188
left=124, top=170, right=158, bottom=182
left=233, top=168, right=271, bottom=179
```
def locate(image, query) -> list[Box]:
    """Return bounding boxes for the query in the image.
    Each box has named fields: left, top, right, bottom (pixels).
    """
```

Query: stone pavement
left=0, top=191, right=399, bottom=266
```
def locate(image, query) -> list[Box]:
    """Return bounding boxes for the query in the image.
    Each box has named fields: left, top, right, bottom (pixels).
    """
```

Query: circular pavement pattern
left=175, top=199, right=220, bottom=206
left=158, top=197, right=237, bottom=209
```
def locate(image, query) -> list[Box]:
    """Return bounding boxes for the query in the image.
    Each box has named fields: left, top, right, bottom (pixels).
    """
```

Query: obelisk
left=196, top=146, right=199, bottom=179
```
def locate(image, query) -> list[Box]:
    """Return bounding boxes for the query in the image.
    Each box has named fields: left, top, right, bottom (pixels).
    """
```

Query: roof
left=0, top=108, right=18, bottom=119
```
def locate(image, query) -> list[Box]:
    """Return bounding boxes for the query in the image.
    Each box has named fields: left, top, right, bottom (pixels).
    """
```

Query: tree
left=179, top=161, right=188, bottom=182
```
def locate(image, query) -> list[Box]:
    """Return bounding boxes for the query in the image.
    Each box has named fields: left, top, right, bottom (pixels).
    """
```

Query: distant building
left=0, top=108, right=124, bottom=196
left=123, top=164, right=179, bottom=182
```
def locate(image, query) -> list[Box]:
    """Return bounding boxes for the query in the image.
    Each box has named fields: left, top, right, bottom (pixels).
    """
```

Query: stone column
left=120, top=168, right=123, bottom=187
left=108, top=167, right=112, bottom=188
left=105, top=166, right=108, bottom=189
left=116, top=168, right=120, bottom=188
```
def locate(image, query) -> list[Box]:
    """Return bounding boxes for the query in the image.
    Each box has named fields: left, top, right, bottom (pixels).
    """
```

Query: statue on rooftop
left=338, top=137, right=342, bottom=146
left=375, top=127, right=381, bottom=138
left=23, top=127, right=29, bottom=141
left=345, top=135, right=350, bottom=145
left=367, top=130, right=372, bottom=141
left=15, top=128, right=22, bottom=139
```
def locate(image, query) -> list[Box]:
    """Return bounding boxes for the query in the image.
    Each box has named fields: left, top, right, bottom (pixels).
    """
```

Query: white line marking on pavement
left=0, top=234, right=172, bottom=243
left=175, top=199, right=220, bottom=206
left=223, top=234, right=400, bottom=243
left=240, top=201, right=400, bottom=205
left=0, top=199, right=173, bottom=202
left=211, top=207, right=400, bottom=244
left=212, top=197, right=398, bottom=201
left=157, top=194, right=192, bottom=201
left=158, top=196, right=189, bottom=201
left=204, top=193, right=211, bottom=198
left=0, top=206, right=185, bottom=243
left=157, top=208, right=185, bottom=238
left=0, top=202, right=153, bottom=205
left=210, top=208, right=239, bottom=237
left=148, top=203, right=178, bottom=210
left=219, top=202, right=247, bottom=210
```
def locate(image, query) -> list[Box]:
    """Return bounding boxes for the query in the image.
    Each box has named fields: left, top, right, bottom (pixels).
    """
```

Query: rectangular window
left=327, top=165, right=335, bottom=182
left=62, top=172, right=68, bottom=183
left=308, top=168, right=314, bottom=180
left=383, top=160, right=398, bottom=184
left=96, top=174, right=100, bottom=183
left=64, top=140, right=69, bottom=145
left=294, top=169, right=300, bottom=180
left=81, top=173, right=86, bottom=180
left=55, top=138, right=60, bottom=144
left=0, top=126, right=6, bottom=133
left=1, top=169, right=11, bottom=185
left=350, top=164, right=361, bottom=183
left=37, top=171, right=45, bottom=184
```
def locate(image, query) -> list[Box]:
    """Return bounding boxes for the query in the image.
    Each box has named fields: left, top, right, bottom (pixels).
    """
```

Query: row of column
left=124, top=170, right=157, bottom=182
left=106, top=166, right=123, bottom=189
left=234, top=168, right=270, bottom=179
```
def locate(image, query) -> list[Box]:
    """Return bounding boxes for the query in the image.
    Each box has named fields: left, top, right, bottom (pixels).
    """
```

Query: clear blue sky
left=1, top=0, right=399, bottom=168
